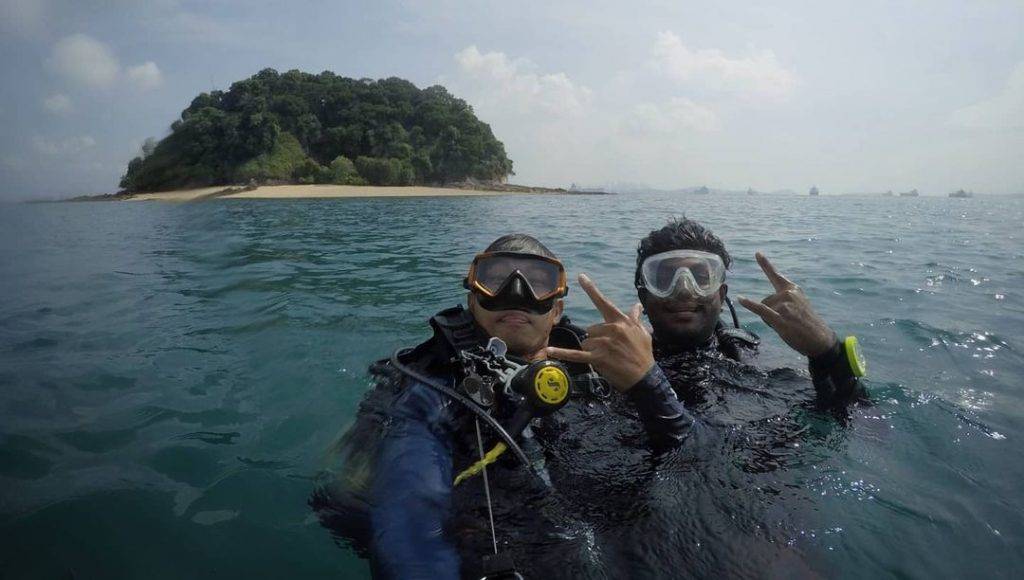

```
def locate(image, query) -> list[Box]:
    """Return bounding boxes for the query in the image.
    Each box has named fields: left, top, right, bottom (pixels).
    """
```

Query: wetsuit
left=337, top=307, right=695, bottom=579
left=581, top=324, right=866, bottom=578
left=651, top=322, right=863, bottom=411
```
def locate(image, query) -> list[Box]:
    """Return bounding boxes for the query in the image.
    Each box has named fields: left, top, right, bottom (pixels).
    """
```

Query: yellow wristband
left=844, top=336, right=867, bottom=377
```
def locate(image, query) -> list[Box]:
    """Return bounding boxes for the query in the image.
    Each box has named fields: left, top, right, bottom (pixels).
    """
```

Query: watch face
left=844, top=336, right=867, bottom=377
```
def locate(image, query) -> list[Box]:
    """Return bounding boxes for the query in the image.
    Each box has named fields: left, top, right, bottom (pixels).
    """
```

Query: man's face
left=468, top=293, right=563, bottom=359
left=642, top=284, right=726, bottom=347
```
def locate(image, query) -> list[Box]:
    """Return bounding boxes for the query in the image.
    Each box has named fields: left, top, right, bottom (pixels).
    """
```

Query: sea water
left=0, top=193, right=1021, bottom=578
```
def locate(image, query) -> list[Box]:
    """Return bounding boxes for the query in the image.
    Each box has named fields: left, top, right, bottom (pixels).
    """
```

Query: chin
left=498, top=335, right=537, bottom=356
left=660, top=322, right=716, bottom=344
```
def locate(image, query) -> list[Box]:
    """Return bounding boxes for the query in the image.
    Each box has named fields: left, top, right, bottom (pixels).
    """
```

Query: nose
left=509, top=276, right=525, bottom=296
left=668, top=284, right=698, bottom=299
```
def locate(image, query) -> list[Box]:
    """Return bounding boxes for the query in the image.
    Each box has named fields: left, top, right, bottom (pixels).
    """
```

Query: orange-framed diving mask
left=464, top=251, right=568, bottom=313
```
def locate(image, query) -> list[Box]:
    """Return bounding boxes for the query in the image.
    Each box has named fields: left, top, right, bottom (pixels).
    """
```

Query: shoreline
left=67, top=182, right=596, bottom=202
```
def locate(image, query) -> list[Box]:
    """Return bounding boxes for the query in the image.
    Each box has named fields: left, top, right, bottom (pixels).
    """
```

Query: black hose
left=725, top=295, right=740, bottom=329
left=389, top=348, right=537, bottom=474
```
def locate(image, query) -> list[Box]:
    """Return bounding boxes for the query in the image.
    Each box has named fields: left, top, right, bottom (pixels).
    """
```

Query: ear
left=719, top=284, right=728, bottom=300
left=637, top=287, right=650, bottom=309
left=551, top=299, right=564, bottom=320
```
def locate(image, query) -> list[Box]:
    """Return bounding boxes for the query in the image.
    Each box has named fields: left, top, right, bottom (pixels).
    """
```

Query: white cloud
left=651, top=31, right=797, bottom=101
left=126, top=61, right=163, bottom=91
left=454, top=46, right=593, bottom=117
left=624, top=98, right=720, bottom=136
left=949, top=62, right=1024, bottom=130
left=447, top=46, right=604, bottom=186
left=32, top=135, right=97, bottom=156
left=43, top=93, right=73, bottom=115
left=48, top=34, right=165, bottom=92
left=448, top=45, right=734, bottom=187
left=50, top=34, right=121, bottom=88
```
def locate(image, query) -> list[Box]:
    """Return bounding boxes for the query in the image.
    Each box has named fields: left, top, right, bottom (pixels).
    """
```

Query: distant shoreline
left=65, top=182, right=610, bottom=202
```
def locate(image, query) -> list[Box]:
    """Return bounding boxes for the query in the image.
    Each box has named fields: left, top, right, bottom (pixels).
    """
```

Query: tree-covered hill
left=120, top=69, right=514, bottom=191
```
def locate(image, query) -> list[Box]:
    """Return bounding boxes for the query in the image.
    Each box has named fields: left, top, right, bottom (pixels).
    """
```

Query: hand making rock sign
left=736, top=252, right=837, bottom=358
left=545, top=273, right=656, bottom=393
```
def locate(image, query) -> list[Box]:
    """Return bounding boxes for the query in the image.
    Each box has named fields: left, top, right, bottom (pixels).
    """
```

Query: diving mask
left=638, top=249, right=726, bottom=299
left=464, top=251, right=568, bottom=314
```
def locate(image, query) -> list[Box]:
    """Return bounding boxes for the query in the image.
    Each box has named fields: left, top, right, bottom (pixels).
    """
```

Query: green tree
left=293, top=158, right=325, bottom=185
left=327, top=156, right=364, bottom=185
left=121, top=69, right=513, bottom=191
left=354, top=156, right=394, bottom=185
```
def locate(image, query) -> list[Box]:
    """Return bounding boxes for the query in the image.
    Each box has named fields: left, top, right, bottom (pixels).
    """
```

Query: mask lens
left=685, top=259, right=711, bottom=287
left=518, top=261, right=560, bottom=296
left=475, top=259, right=516, bottom=293
left=473, top=255, right=563, bottom=298
left=642, top=251, right=724, bottom=297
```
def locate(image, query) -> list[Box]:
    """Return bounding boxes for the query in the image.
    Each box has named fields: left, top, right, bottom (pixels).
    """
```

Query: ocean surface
left=1, top=192, right=1022, bottom=579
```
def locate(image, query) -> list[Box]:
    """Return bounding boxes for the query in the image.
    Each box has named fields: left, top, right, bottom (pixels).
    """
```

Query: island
left=105, top=69, right=570, bottom=201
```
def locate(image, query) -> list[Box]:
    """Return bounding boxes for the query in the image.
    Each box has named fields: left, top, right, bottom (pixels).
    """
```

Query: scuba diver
left=547, top=216, right=865, bottom=418
left=542, top=217, right=868, bottom=578
left=311, top=234, right=694, bottom=579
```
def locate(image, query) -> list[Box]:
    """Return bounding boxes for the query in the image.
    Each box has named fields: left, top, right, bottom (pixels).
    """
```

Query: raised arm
left=546, top=274, right=696, bottom=449
left=737, top=252, right=864, bottom=406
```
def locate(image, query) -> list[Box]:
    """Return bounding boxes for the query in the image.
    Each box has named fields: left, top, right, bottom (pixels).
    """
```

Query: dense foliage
left=120, top=69, right=514, bottom=191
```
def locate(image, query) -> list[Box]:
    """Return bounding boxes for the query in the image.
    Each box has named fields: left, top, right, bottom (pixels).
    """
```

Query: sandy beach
left=126, top=184, right=558, bottom=202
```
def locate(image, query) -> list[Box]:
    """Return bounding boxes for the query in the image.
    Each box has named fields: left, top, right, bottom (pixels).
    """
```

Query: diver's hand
left=737, top=252, right=836, bottom=358
left=545, top=274, right=654, bottom=393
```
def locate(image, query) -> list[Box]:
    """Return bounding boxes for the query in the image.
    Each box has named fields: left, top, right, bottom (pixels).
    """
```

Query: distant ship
left=949, top=189, right=974, bottom=198
left=882, top=190, right=894, bottom=197
left=809, top=186, right=819, bottom=196
left=694, top=185, right=710, bottom=195
left=747, top=187, right=756, bottom=196
left=899, top=189, right=919, bottom=197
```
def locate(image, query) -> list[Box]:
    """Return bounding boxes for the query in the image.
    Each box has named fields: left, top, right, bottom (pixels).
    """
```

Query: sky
left=1, top=0, right=1022, bottom=200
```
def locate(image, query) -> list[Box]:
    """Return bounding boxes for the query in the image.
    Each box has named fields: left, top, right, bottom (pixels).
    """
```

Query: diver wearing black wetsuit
left=635, top=218, right=864, bottom=411
left=312, top=234, right=693, bottom=580
left=547, top=218, right=864, bottom=422
left=538, top=218, right=866, bottom=577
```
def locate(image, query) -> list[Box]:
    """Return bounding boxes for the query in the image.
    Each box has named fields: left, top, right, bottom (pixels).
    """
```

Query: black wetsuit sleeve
left=808, top=338, right=863, bottom=406
left=369, top=381, right=461, bottom=580
left=626, top=363, right=697, bottom=450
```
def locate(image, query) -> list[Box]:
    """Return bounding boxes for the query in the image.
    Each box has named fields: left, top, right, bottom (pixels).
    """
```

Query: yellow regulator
left=515, top=360, right=571, bottom=413
left=454, top=358, right=572, bottom=486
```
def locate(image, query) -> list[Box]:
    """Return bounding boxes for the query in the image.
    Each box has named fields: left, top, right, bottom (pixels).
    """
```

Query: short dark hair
left=485, top=233, right=558, bottom=259
left=635, top=217, right=731, bottom=288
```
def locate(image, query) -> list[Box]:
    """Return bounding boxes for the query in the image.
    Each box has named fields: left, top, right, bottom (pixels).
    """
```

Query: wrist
left=806, top=330, right=838, bottom=358
left=809, top=335, right=866, bottom=382
left=624, top=362, right=661, bottom=395
left=808, top=336, right=843, bottom=370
